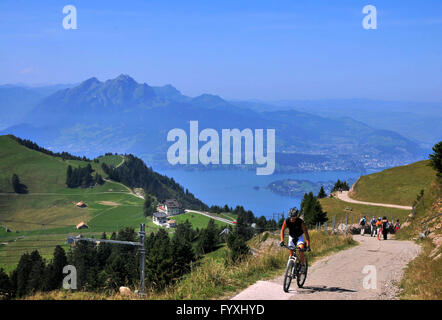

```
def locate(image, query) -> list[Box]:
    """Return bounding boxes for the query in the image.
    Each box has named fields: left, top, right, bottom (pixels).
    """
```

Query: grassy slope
left=319, top=197, right=410, bottom=223
left=173, top=212, right=229, bottom=229
left=0, top=136, right=204, bottom=271
left=395, top=178, right=441, bottom=299
left=0, top=135, right=230, bottom=272
left=350, top=160, right=436, bottom=206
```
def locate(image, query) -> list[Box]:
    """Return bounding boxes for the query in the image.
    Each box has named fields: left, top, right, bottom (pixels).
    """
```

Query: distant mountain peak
left=81, top=77, right=100, bottom=85
left=114, top=74, right=137, bottom=84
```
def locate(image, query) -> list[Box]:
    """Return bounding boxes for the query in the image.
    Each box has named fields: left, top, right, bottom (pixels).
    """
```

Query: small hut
left=76, top=201, right=87, bottom=208
left=76, top=222, right=89, bottom=230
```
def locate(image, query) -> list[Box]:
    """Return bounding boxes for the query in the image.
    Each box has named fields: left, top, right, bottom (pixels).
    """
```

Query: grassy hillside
left=349, top=160, right=436, bottom=206
left=0, top=135, right=226, bottom=272
left=395, top=178, right=441, bottom=300
left=319, top=197, right=410, bottom=223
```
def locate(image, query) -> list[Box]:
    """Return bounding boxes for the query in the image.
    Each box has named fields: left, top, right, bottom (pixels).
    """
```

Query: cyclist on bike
left=280, top=207, right=310, bottom=272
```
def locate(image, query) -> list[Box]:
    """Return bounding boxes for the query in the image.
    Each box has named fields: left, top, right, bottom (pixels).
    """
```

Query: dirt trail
left=185, top=209, right=235, bottom=225
left=231, top=235, right=420, bottom=300
left=336, top=191, right=412, bottom=210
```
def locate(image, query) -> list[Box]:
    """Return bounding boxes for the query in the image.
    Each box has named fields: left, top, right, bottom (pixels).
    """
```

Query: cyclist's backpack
left=382, top=221, right=389, bottom=230
left=360, top=218, right=366, bottom=226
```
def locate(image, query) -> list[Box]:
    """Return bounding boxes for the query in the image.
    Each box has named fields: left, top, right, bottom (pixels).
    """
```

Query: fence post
left=139, top=223, right=146, bottom=297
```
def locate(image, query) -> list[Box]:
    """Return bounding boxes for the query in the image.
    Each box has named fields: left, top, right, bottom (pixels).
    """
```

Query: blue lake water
left=156, top=169, right=367, bottom=220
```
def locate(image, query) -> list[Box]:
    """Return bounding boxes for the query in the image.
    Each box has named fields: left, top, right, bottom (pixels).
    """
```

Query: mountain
left=0, top=83, right=74, bottom=130
left=1, top=75, right=427, bottom=172
left=232, top=99, right=442, bottom=148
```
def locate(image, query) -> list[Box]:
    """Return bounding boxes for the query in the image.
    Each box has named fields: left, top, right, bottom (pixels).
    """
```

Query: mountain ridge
left=1, top=75, right=427, bottom=172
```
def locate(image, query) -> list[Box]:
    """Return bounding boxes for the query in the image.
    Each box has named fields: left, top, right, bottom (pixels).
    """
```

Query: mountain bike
left=282, top=244, right=310, bottom=292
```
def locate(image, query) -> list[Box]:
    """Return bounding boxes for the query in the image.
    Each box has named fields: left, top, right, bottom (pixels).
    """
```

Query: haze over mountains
left=0, top=74, right=433, bottom=173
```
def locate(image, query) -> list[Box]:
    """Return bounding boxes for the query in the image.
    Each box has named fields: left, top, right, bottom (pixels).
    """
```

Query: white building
left=152, top=212, right=168, bottom=226
left=157, top=199, right=183, bottom=216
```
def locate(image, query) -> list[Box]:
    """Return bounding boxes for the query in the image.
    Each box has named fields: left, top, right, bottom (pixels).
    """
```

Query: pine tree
left=197, top=219, right=219, bottom=254
left=44, top=245, right=68, bottom=291
left=145, top=229, right=174, bottom=290
left=143, top=194, right=157, bottom=217
left=27, top=252, right=46, bottom=294
left=0, top=268, right=13, bottom=300
left=11, top=173, right=27, bottom=194
left=227, top=231, right=250, bottom=263
left=171, top=223, right=195, bottom=278
left=317, top=186, right=327, bottom=198
left=66, top=165, right=73, bottom=187
left=15, top=252, right=33, bottom=297
left=429, top=141, right=442, bottom=176
left=301, top=192, right=328, bottom=227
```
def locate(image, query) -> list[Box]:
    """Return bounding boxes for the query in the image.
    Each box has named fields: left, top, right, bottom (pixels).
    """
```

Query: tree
left=66, top=165, right=73, bottom=187
left=94, top=173, right=105, bottom=185
left=197, top=219, right=219, bottom=254
left=44, top=245, right=68, bottom=291
left=15, top=252, right=33, bottom=297
left=0, top=268, right=13, bottom=300
left=317, top=186, right=327, bottom=198
left=331, top=179, right=349, bottom=192
left=143, top=194, right=158, bottom=217
left=300, top=192, right=328, bottom=227
left=11, top=173, right=27, bottom=194
left=145, top=229, right=174, bottom=290
left=171, top=223, right=195, bottom=278
left=429, top=141, right=442, bottom=177
left=67, top=241, right=98, bottom=290
left=227, top=230, right=250, bottom=263
left=27, top=251, right=46, bottom=294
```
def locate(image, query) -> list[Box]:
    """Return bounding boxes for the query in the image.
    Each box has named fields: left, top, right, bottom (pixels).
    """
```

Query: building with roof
left=158, top=199, right=183, bottom=216
left=76, top=222, right=89, bottom=229
left=76, top=201, right=87, bottom=208
left=152, top=212, right=168, bottom=226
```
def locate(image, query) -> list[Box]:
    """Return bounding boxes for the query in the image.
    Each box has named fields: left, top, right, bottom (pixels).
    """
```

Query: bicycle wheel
left=283, top=259, right=295, bottom=292
left=296, top=256, right=308, bottom=288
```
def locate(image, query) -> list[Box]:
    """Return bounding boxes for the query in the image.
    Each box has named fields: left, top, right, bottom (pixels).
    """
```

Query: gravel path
left=185, top=209, right=235, bottom=225
left=231, top=235, right=420, bottom=300
left=336, top=191, right=412, bottom=210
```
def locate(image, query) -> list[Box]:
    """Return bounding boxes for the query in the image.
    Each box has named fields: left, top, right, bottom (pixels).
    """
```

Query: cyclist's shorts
left=288, top=234, right=305, bottom=247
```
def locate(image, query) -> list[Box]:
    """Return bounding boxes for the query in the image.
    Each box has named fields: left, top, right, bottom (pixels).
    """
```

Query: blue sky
left=1, top=0, right=441, bottom=101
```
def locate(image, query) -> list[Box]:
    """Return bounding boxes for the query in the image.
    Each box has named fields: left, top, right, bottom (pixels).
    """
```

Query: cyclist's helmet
left=288, top=207, right=300, bottom=218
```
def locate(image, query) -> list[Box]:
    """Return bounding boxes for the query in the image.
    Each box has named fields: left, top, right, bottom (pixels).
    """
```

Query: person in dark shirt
left=280, top=207, right=311, bottom=272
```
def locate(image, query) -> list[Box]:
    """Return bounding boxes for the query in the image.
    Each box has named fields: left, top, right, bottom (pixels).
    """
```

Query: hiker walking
left=382, top=216, right=389, bottom=240
left=394, top=219, right=401, bottom=232
left=370, top=216, right=377, bottom=237
left=359, top=215, right=367, bottom=236
left=376, top=217, right=382, bottom=240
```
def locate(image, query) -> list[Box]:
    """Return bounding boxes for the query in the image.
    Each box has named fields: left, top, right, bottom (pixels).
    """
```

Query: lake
left=156, top=168, right=367, bottom=220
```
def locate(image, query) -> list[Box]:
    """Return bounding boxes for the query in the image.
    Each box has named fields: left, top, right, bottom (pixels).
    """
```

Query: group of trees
left=11, top=173, right=28, bottom=194
left=300, top=192, right=328, bottom=228
left=11, top=135, right=91, bottom=162
left=0, top=246, right=67, bottom=299
left=66, top=164, right=104, bottom=188
left=0, top=220, right=230, bottom=299
left=331, top=179, right=350, bottom=192
left=210, top=204, right=279, bottom=234
left=101, top=155, right=208, bottom=210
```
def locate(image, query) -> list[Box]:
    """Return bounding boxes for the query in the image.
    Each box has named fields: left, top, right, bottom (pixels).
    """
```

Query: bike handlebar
left=281, top=243, right=310, bottom=252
